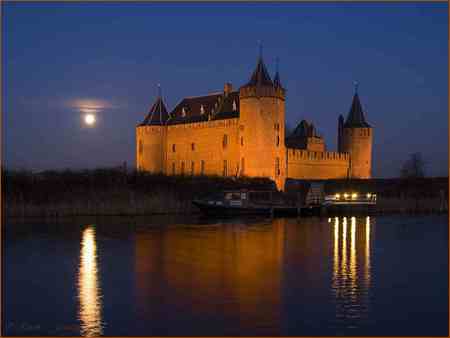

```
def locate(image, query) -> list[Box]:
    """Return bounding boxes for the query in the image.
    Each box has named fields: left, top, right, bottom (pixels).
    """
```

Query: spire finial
left=257, top=40, right=263, bottom=59
left=157, top=83, right=162, bottom=97
left=353, top=80, right=359, bottom=94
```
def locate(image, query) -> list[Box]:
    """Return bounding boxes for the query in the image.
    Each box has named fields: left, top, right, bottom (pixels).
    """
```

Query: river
left=3, top=215, right=448, bottom=336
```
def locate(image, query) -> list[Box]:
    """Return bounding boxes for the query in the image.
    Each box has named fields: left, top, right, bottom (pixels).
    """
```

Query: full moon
left=84, top=114, right=96, bottom=126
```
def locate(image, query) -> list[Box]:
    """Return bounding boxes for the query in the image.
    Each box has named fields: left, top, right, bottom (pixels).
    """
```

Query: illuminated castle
left=136, top=54, right=372, bottom=190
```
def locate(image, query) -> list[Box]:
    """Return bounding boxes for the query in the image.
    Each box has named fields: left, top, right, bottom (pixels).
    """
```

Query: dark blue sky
left=3, top=2, right=448, bottom=177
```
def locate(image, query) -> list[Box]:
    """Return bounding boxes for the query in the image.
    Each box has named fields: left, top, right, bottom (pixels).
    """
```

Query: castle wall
left=166, top=118, right=240, bottom=176
left=342, top=127, right=372, bottom=179
left=136, top=126, right=166, bottom=173
left=286, top=148, right=350, bottom=180
left=305, top=136, right=325, bottom=152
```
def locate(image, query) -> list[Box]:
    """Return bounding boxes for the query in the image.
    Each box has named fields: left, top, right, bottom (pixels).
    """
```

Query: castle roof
left=139, top=94, right=169, bottom=126
left=273, top=70, right=283, bottom=89
left=167, top=90, right=239, bottom=125
left=344, top=92, right=371, bottom=128
left=243, top=56, right=274, bottom=88
left=286, top=119, right=322, bottom=149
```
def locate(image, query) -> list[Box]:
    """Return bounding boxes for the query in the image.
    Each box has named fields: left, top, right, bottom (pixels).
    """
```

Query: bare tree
left=400, top=152, right=426, bottom=178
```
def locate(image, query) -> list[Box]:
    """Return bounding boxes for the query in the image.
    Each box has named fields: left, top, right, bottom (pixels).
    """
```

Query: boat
left=322, top=192, right=377, bottom=215
left=192, top=190, right=294, bottom=217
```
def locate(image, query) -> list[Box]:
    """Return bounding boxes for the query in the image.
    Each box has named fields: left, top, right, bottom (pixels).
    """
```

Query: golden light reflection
left=341, top=217, right=347, bottom=278
left=332, top=217, right=339, bottom=293
left=349, top=217, right=357, bottom=299
left=332, top=216, right=372, bottom=319
left=78, top=227, right=103, bottom=337
left=134, top=220, right=286, bottom=332
left=365, top=216, right=371, bottom=286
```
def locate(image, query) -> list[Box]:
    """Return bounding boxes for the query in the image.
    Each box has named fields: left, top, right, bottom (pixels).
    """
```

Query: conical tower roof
left=244, top=56, right=273, bottom=87
left=273, top=57, right=283, bottom=89
left=273, top=71, right=283, bottom=89
left=344, top=91, right=371, bottom=128
left=140, top=87, right=169, bottom=126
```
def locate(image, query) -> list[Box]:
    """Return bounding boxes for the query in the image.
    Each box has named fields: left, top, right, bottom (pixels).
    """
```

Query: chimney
left=224, top=83, right=233, bottom=96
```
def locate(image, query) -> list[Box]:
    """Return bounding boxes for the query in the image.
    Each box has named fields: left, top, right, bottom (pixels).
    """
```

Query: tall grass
left=3, top=168, right=275, bottom=217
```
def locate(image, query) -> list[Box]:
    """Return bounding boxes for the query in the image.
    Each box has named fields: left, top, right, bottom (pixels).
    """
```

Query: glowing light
left=335, top=193, right=340, bottom=199
left=352, top=193, right=358, bottom=199
left=366, top=193, right=371, bottom=198
left=84, top=114, right=96, bottom=126
left=343, top=193, right=349, bottom=199
left=78, top=227, right=103, bottom=336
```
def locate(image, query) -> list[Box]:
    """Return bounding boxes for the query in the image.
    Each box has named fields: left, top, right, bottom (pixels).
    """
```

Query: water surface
left=3, top=215, right=448, bottom=336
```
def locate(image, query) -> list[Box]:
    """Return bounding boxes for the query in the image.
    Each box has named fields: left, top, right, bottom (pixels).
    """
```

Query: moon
left=84, top=114, right=96, bottom=126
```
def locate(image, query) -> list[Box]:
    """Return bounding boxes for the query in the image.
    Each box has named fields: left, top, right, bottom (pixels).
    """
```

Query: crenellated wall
left=286, top=148, right=350, bottom=180
left=165, top=118, right=240, bottom=177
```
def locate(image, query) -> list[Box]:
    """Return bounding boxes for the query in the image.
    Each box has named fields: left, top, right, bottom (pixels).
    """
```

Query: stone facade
left=136, top=56, right=373, bottom=190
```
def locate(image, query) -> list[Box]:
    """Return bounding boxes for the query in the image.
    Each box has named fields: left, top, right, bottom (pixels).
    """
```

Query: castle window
left=276, top=135, right=280, bottom=146
left=201, top=160, right=205, bottom=175
left=172, top=162, right=176, bottom=175
left=172, top=144, right=176, bottom=152
left=241, top=158, right=245, bottom=175
left=240, top=136, right=244, bottom=146
left=275, top=157, right=280, bottom=176
left=223, top=160, right=228, bottom=177
left=191, top=161, right=195, bottom=175
left=182, top=107, right=186, bottom=117
left=139, top=140, right=143, bottom=155
left=181, top=161, right=185, bottom=175
left=233, top=100, right=237, bottom=111
left=191, top=143, right=195, bottom=151
left=223, top=134, right=228, bottom=149
left=200, top=105, right=205, bottom=115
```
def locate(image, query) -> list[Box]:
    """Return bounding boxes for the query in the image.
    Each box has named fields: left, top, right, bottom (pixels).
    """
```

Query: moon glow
left=84, top=114, right=96, bottom=126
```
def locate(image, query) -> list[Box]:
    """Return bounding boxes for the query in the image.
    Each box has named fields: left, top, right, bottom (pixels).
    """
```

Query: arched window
left=172, top=144, right=176, bottom=152
left=223, top=160, right=228, bottom=176
left=139, top=140, right=143, bottom=155
left=275, top=157, right=280, bottom=176
left=223, top=134, right=228, bottom=148
left=276, top=135, right=280, bottom=146
left=201, top=160, right=205, bottom=175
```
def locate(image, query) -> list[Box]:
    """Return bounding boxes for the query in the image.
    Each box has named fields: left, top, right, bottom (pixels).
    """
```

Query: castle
left=136, top=54, right=373, bottom=190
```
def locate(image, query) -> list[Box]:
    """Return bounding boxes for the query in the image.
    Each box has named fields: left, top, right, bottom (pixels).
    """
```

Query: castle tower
left=337, top=114, right=344, bottom=153
left=238, top=51, right=286, bottom=190
left=341, top=84, right=373, bottom=178
left=136, top=85, right=169, bottom=173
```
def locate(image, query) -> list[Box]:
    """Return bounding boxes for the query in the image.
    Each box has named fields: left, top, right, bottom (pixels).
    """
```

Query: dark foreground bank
left=3, top=168, right=448, bottom=217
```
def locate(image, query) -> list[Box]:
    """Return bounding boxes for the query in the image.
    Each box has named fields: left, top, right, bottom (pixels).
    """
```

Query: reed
left=3, top=168, right=275, bottom=217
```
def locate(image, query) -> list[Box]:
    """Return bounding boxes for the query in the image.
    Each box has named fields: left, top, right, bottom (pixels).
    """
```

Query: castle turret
left=136, top=85, right=169, bottom=173
left=337, top=114, right=344, bottom=153
left=239, top=51, right=286, bottom=190
left=341, top=84, right=373, bottom=178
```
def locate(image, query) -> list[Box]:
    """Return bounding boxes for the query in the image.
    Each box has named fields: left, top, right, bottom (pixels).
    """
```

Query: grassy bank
left=286, top=177, right=449, bottom=214
left=3, top=169, right=448, bottom=217
left=3, top=169, right=275, bottom=217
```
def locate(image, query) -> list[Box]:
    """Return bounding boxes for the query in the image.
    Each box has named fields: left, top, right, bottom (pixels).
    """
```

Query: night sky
left=3, top=2, right=448, bottom=177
